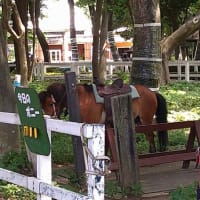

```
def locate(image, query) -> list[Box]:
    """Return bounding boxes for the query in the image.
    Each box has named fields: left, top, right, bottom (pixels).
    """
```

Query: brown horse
left=39, top=81, right=168, bottom=153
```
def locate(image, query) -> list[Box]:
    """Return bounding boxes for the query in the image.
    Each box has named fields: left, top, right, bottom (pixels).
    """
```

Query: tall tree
left=160, top=0, right=199, bottom=60
left=0, top=1, right=20, bottom=156
left=33, top=0, right=50, bottom=63
left=5, top=0, right=28, bottom=86
left=68, top=0, right=79, bottom=61
left=107, top=7, right=120, bottom=61
left=130, top=0, right=162, bottom=89
left=161, top=13, right=200, bottom=83
left=77, top=0, right=108, bottom=83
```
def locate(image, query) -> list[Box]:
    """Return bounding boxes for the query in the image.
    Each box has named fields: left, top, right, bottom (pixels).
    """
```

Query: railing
left=32, top=61, right=131, bottom=81
left=0, top=112, right=106, bottom=200
left=12, top=60, right=200, bottom=82
left=168, top=60, right=200, bottom=81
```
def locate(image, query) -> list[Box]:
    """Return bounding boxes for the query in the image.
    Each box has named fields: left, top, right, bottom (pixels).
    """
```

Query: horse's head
left=38, top=91, right=57, bottom=117
left=47, top=82, right=68, bottom=118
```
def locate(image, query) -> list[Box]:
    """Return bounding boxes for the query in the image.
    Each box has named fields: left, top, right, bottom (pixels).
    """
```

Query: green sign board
left=15, top=87, right=50, bottom=156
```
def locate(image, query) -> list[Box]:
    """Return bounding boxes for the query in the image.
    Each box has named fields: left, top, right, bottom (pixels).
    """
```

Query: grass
left=0, top=80, right=200, bottom=199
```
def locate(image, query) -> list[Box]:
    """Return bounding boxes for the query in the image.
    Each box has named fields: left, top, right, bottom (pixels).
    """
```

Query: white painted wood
left=34, top=61, right=200, bottom=82
left=84, top=124, right=105, bottom=200
left=39, top=182, right=90, bottom=200
left=0, top=169, right=90, bottom=200
left=0, top=112, right=106, bottom=200
left=185, top=62, right=190, bottom=82
left=37, top=128, right=52, bottom=200
left=0, top=168, right=28, bottom=187
left=0, top=112, right=20, bottom=125
left=45, top=118, right=84, bottom=137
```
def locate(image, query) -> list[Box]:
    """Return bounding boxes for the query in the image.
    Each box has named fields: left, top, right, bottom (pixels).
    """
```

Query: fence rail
left=32, top=60, right=200, bottom=82
left=0, top=112, right=106, bottom=200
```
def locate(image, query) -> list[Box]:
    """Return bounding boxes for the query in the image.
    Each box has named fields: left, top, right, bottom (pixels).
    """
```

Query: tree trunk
left=90, top=0, right=103, bottom=83
left=130, top=0, right=161, bottom=89
left=0, top=14, right=20, bottom=156
left=36, top=27, right=50, bottom=62
left=34, top=0, right=50, bottom=62
left=2, top=0, right=35, bottom=174
left=161, top=14, right=200, bottom=84
left=107, top=12, right=120, bottom=61
left=68, top=0, right=79, bottom=61
left=89, top=0, right=109, bottom=84
left=14, top=0, right=28, bottom=86
left=98, top=2, right=108, bottom=82
left=4, top=0, right=28, bottom=86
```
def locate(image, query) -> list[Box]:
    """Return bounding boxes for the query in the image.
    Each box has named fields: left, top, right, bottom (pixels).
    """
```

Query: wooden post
left=185, top=61, right=190, bottom=82
left=37, top=129, right=51, bottom=200
left=111, top=94, right=140, bottom=189
left=64, top=72, right=85, bottom=177
left=177, top=62, right=181, bottom=81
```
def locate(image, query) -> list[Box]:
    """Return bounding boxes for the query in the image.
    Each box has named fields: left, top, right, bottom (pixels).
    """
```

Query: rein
left=50, top=92, right=67, bottom=118
left=50, top=94, right=57, bottom=118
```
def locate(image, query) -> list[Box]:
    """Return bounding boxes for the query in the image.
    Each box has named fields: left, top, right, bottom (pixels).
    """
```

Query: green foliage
left=105, top=180, right=143, bottom=198
left=105, top=180, right=126, bottom=198
left=130, top=183, right=143, bottom=197
left=0, top=151, right=30, bottom=173
left=0, top=183, right=36, bottom=200
left=160, top=0, right=200, bottom=35
left=170, top=181, right=198, bottom=200
left=115, top=70, right=130, bottom=83
left=53, top=167, right=86, bottom=192
left=136, top=134, right=149, bottom=154
left=29, top=80, right=51, bottom=92
left=52, top=133, right=73, bottom=164
left=160, top=82, right=200, bottom=121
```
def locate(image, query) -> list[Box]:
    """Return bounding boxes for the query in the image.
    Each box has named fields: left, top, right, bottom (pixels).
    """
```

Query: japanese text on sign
left=17, top=92, right=40, bottom=118
left=17, top=92, right=31, bottom=104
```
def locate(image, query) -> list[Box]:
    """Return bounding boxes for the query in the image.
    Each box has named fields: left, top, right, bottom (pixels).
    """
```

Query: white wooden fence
left=168, top=60, right=200, bottom=81
left=33, top=61, right=131, bottom=81
left=32, top=60, right=200, bottom=82
left=0, top=112, right=106, bottom=200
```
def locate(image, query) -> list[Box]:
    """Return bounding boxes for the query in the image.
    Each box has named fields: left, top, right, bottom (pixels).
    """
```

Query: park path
left=140, top=161, right=199, bottom=199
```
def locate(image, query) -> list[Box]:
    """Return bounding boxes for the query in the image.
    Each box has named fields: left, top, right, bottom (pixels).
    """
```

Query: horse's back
left=133, top=84, right=157, bottom=124
left=76, top=84, right=105, bottom=123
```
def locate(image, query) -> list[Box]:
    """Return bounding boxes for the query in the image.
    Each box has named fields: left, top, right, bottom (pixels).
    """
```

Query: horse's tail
left=155, top=92, right=168, bottom=151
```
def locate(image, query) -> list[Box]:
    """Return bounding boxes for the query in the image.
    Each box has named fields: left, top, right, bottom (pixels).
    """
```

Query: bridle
left=50, top=94, right=57, bottom=118
left=49, top=93, right=68, bottom=118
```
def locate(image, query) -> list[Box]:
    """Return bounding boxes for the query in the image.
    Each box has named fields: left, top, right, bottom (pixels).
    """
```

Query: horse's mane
left=38, top=91, right=51, bottom=104
left=81, top=83, right=93, bottom=93
left=47, top=82, right=67, bottom=107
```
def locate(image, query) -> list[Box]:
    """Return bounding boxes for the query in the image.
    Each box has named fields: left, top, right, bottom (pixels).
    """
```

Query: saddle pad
left=92, top=84, right=140, bottom=104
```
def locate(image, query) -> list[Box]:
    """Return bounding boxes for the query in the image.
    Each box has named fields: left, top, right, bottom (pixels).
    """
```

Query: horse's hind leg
left=135, top=117, right=156, bottom=153
left=145, top=132, right=156, bottom=153
left=155, top=92, right=168, bottom=151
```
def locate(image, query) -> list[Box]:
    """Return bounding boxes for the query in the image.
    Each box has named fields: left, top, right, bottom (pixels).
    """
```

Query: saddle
left=93, top=78, right=136, bottom=127
left=97, top=78, right=131, bottom=97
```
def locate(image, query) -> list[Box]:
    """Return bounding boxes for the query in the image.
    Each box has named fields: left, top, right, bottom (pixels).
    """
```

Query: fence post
left=185, top=61, right=190, bottom=82
left=177, top=62, right=182, bottom=80
left=37, top=129, right=52, bottom=200
left=64, top=72, right=85, bottom=178
left=111, top=94, right=140, bottom=190
left=83, top=124, right=106, bottom=200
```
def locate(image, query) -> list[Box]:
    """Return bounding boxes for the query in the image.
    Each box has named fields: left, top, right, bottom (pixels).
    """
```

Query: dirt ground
left=103, top=160, right=198, bottom=200
left=139, top=161, right=199, bottom=199
left=52, top=161, right=199, bottom=200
